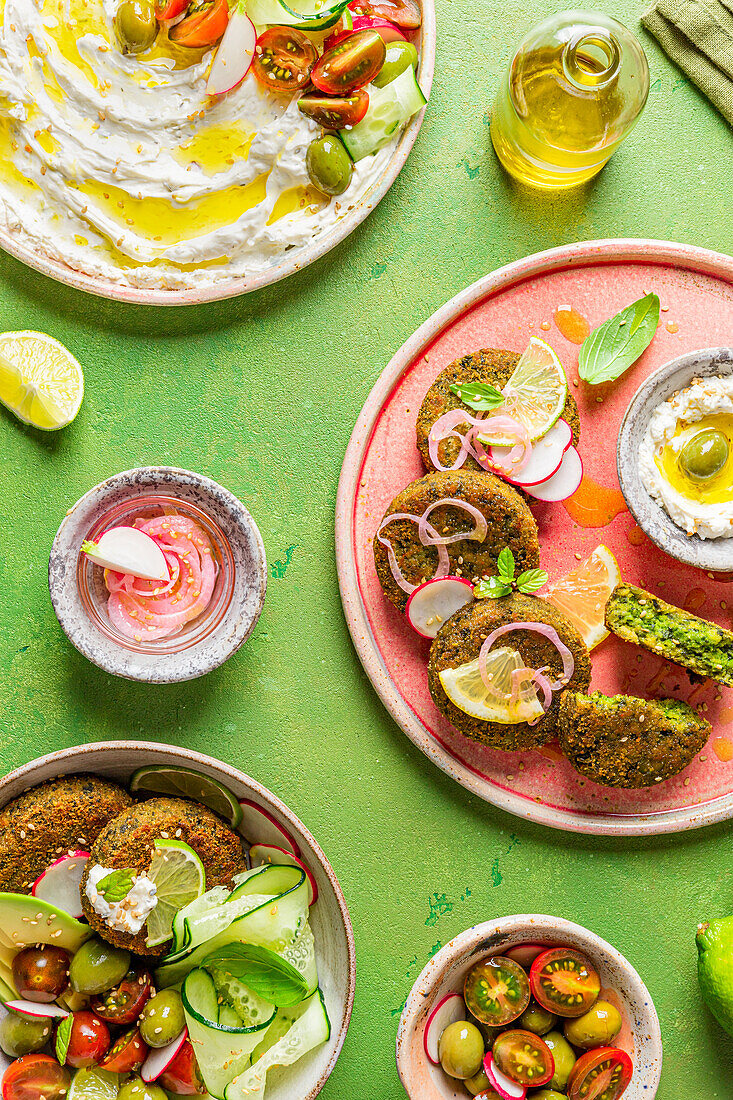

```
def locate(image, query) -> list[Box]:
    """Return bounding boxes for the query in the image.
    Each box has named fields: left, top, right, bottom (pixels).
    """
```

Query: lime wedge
left=129, top=765, right=242, bottom=828
left=67, top=1069, right=120, bottom=1100
left=0, top=331, right=84, bottom=430
left=439, top=646, right=545, bottom=724
left=146, top=839, right=206, bottom=948
left=478, top=337, right=568, bottom=445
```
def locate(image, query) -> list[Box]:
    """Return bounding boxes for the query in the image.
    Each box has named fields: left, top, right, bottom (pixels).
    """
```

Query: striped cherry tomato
left=567, top=1047, right=634, bottom=1100
left=298, top=88, right=369, bottom=128
left=310, top=28, right=385, bottom=93
left=252, top=27, right=318, bottom=92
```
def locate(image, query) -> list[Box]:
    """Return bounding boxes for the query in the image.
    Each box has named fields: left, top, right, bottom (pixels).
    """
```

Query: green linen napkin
left=642, top=0, right=733, bottom=123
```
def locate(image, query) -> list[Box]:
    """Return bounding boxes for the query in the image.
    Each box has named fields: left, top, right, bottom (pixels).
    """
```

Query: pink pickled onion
left=418, top=498, right=488, bottom=547
left=478, top=621, right=574, bottom=694
left=428, top=410, right=532, bottom=476
left=376, top=498, right=490, bottom=595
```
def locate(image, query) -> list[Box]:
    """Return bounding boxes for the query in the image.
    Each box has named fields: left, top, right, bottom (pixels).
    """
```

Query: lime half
left=478, top=337, right=568, bottom=445
left=698, top=916, right=733, bottom=1036
left=130, top=765, right=243, bottom=828
left=439, top=646, right=545, bottom=725
left=67, top=1069, right=120, bottom=1100
left=146, top=839, right=206, bottom=947
left=0, top=330, right=84, bottom=430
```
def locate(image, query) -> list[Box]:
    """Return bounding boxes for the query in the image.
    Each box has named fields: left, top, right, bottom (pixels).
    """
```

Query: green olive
left=563, top=999, right=622, bottom=1048
left=438, top=1020, right=485, bottom=1080
left=115, top=0, right=158, bottom=54
left=139, top=989, right=185, bottom=1048
left=0, top=1011, right=53, bottom=1058
left=69, top=938, right=131, bottom=995
left=519, top=1000, right=557, bottom=1035
left=531, top=1092, right=569, bottom=1100
left=464, top=1069, right=492, bottom=1096
left=372, top=39, right=418, bottom=87
left=306, top=136, right=353, bottom=197
left=679, top=428, right=729, bottom=481
left=543, top=1030, right=576, bottom=1090
left=118, top=1077, right=168, bottom=1100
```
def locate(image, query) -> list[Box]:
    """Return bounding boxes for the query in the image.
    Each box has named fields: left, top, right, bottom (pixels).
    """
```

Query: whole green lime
left=697, top=917, right=733, bottom=1035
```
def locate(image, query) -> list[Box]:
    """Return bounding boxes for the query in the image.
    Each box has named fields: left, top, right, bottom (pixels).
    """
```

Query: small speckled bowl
left=49, top=467, right=267, bottom=682
left=396, top=914, right=662, bottom=1100
left=617, top=347, right=733, bottom=573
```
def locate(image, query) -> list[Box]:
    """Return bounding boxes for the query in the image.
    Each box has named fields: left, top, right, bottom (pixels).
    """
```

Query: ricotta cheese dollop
left=85, top=863, right=158, bottom=935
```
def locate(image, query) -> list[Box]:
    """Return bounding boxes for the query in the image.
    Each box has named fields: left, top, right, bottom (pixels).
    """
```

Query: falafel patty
left=416, top=349, right=581, bottom=473
left=428, top=593, right=591, bottom=751
left=80, top=797, right=247, bottom=956
left=0, top=775, right=133, bottom=893
left=373, top=470, right=541, bottom=613
left=558, top=691, right=711, bottom=788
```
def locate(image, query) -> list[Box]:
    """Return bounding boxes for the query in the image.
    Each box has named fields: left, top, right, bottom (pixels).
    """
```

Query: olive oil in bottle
left=491, top=10, right=649, bottom=189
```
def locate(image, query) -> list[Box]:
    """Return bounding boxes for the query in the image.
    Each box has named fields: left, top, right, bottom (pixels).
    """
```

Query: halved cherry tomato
left=2, top=1055, right=71, bottom=1100
left=251, top=27, right=318, bottom=93
left=65, top=1011, right=111, bottom=1070
left=99, top=1028, right=148, bottom=1073
left=155, top=0, right=187, bottom=20
left=530, top=948, right=601, bottom=1018
left=464, top=956, right=531, bottom=1027
left=169, top=0, right=228, bottom=48
left=349, top=0, right=421, bottom=29
left=159, top=1038, right=205, bottom=1095
left=311, top=29, right=385, bottom=94
left=298, top=88, right=368, bottom=128
left=91, top=967, right=152, bottom=1026
left=492, top=1029, right=554, bottom=1087
left=567, top=1046, right=633, bottom=1100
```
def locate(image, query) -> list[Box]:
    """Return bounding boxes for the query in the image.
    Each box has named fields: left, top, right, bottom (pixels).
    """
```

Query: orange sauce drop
left=666, top=322, right=679, bottom=334
left=540, top=320, right=551, bottom=331
left=713, top=737, right=733, bottom=762
left=554, top=307, right=590, bottom=344
left=688, top=681, right=709, bottom=707
left=719, top=706, right=733, bottom=724
left=562, top=476, right=628, bottom=528
left=646, top=660, right=671, bottom=695
left=684, top=587, right=707, bottom=613
left=626, top=523, right=647, bottom=546
left=538, top=740, right=565, bottom=762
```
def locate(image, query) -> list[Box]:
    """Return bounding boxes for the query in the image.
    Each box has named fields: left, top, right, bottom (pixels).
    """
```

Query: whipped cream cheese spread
left=85, top=863, right=158, bottom=935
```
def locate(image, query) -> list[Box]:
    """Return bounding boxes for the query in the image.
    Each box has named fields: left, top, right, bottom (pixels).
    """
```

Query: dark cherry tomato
left=251, top=28, right=318, bottom=93
left=311, top=29, right=385, bottom=94
left=91, top=967, right=152, bottom=1026
left=530, top=948, right=601, bottom=1019
left=492, top=1029, right=554, bottom=1087
left=169, top=0, right=228, bottom=47
left=1, top=1055, right=71, bottom=1100
left=298, top=88, right=369, bottom=128
left=155, top=0, right=187, bottom=18
left=349, top=0, right=421, bottom=28
left=99, top=1027, right=148, bottom=1073
left=464, top=956, right=531, bottom=1027
left=567, top=1046, right=634, bottom=1100
left=158, top=1039, right=205, bottom=1095
left=12, top=948, right=70, bottom=1004
left=65, top=1010, right=111, bottom=1069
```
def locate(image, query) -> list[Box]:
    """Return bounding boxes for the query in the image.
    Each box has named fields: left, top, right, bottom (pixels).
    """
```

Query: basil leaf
left=497, top=547, right=516, bottom=582
left=202, top=944, right=309, bottom=1007
left=449, top=381, right=505, bottom=411
left=578, top=293, right=660, bottom=385
left=97, top=868, right=135, bottom=903
left=474, top=576, right=512, bottom=600
left=56, top=1013, right=73, bottom=1066
left=516, top=568, right=548, bottom=594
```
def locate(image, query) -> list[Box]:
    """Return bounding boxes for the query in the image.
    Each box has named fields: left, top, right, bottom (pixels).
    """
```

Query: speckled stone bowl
left=49, top=467, right=267, bottom=682
left=396, top=914, right=662, bottom=1100
left=617, top=347, right=733, bottom=573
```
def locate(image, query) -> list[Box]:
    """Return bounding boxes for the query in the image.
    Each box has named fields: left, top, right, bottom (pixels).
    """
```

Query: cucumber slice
left=207, top=966, right=278, bottom=1028
left=340, top=65, right=427, bottom=162
left=171, top=885, right=231, bottom=954
left=246, top=0, right=348, bottom=29
left=218, top=1002, right=242, bottom=1028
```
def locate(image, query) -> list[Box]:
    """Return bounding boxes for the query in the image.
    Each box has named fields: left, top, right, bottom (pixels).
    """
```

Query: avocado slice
left=0, top=893, right=92, bottom=953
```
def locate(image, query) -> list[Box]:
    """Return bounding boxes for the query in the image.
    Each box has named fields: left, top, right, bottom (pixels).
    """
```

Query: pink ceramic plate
left=336, top=238, right=733, bottom=836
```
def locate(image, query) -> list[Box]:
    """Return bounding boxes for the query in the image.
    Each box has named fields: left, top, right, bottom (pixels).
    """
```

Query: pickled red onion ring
left=417, top=498, right=489, bottom=547
left=376, top=498, right=489, bottom=595
left=428, top=410, right=532, bottom=475
left=478, top=621, right=574, bottom=694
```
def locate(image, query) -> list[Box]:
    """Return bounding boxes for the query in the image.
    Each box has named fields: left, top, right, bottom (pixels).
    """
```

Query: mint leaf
left=497, top=547, right=516, bottom=582
left=56, top=1013, right=73, bottom=1065
left=578, top=293, right=660, bottom=385
left=202, top=944, right=309, bottom=1007
left=474, top=576, right=512, bottom=600
left=449, top=381, right=505, bottom=412
left=97, top=868, right=135, bottom=904
left=516, top=568, right=548, bottom=594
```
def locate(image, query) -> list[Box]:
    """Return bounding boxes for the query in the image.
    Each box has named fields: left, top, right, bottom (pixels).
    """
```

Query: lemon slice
left=546, top=544, right=621, bottom=650
left=0, top=330, right=84, bottom=430
left=67, top=1069, right=120, bottom=1100
left=478, top=337, right=568, bottom=446
left=439, top=645, right=545, bottom=724
left=146, top=839, right=206, bottom=947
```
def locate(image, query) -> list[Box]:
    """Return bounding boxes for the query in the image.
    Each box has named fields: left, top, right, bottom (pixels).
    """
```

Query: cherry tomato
left=311, top=29, right=385, bottom=94
left=65, top=1011, right=111, bottom=1069
left=91, top=967, right=152, bottom=1026
left=2, top=1055, right=71, bottom=1100
left=567, top=1047, right=634, bottom=1100
left=298, top=89, right=369, bottom=127
left=11, top=948, right=70, bottom=1004
left=99, top=1027, right=148, bottom=1073
left=326, top=12, right=405, bottom=49
left=251, top=27, right=318, bottom=93
left=492, top=1029, right=554, bottom=1087
left=530, top=949, right=601, bottom=1019
left=154, top=0, right=187, bottom=18
left=158, top=1039, right=205, bottom=1095
left=169, top=0, right=228, bottom=47
left=464, top=957, right=531, bottom=1027
left=349, top=0, right=421, bottom=29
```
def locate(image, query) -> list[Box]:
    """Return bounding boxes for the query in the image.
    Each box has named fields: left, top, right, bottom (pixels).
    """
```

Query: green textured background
left=2, top=2, right=733, bottom=1095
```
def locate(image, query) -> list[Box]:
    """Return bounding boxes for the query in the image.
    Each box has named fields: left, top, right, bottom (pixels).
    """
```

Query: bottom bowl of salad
left=0, top=742, right=354, bottom=1100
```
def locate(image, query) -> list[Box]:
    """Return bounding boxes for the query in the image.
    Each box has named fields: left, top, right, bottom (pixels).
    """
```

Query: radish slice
left=490, top=420, right=572, bottom=487
left=206, top=7, right=256, bottom=96
left=423, top=993, right=465, bottom=1065
left=405, top=576, right=474, bottom=639
left=485, top=1053, right=527, bottom=1099
left=238, top=801, right=300, bottom=857
left=249, top=844, right=318, bottom=905
left=504, top=943, right=547, bottom=969
left=141, top=1028, right=187, bottom=1081
left=524, top=447, right=583, bottom=502
left=5, top=1001, right=69, bottom=1018
left=81, top=528, right=169, bottom=582
left=32, top=851, right=90, bottom=919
